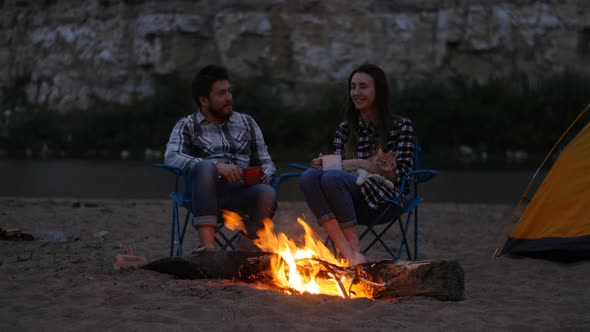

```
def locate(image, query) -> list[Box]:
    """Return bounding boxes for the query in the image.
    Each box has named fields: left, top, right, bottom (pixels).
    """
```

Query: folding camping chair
left=153, top=164, right=301, bottom=256
left=290, top=135, right=438, bottom=261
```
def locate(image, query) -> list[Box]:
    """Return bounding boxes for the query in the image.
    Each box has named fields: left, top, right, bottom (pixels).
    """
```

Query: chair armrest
left=393, top=169, right=439, bottom=205
left=288, top=163, right=311, bottom=171
left=411, top=169, right=439, bottom=183
left=152, top=163, right=184, bottom=176
left=152, top=164, right=184, bottom=193
left=271, top=172, right=302, bottom=192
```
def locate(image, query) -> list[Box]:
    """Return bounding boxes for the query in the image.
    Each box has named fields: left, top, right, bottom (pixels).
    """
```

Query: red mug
left=242, top=166, right=263, bottom=185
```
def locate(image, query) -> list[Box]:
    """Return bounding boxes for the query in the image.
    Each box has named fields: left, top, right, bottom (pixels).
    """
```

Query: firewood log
left=142, top=252, right=464, bottom=301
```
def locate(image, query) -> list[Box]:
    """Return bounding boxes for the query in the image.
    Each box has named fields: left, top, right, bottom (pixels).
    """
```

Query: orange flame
left=223, top=212, right=373, bottom=299
left=222, top=210, right=247, bottom=234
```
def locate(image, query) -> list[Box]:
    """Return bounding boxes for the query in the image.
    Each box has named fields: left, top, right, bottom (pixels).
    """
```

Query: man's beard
left=209, top=103, right=233, bottom=121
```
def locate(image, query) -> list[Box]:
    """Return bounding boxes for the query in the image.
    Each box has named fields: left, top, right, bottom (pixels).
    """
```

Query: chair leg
left=362, top=222, right=398, bottom=259
left=170, top=202, right=179, bottom=257
left=396, top=214, right=413, bottom=260
left=414, top=207, right=419, bottom=260
left=216, top=224, right=237, bottom=250
left=177, top=210, right=191, bottom=256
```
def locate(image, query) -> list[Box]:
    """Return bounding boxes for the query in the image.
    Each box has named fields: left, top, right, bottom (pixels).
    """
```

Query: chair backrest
left=358, top=133, right=438, bottom=260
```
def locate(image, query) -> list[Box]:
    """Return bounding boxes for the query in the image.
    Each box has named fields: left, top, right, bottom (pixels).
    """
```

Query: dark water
left=0, top=159, right=534, bottom=204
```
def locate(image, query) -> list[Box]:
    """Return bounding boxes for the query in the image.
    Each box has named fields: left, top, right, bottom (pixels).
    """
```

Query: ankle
left=347, top=252, right=368, bottom=267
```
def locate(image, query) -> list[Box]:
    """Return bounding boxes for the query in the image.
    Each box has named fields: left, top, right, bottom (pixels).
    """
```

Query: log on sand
left=142, top=251, right=464, bottom=301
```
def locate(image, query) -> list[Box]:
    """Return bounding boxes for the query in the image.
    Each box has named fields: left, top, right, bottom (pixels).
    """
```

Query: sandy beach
left=1, top=198, right=589, bottom=331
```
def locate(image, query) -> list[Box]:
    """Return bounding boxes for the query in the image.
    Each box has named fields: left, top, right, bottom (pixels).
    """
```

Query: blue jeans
left=299, top=168, right=380, bottom=228
left=184, top=160, right=277, bottom=240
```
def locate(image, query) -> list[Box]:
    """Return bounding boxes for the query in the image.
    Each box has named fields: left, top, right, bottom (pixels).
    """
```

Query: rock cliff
left=2, top=0, right=589, bottom=111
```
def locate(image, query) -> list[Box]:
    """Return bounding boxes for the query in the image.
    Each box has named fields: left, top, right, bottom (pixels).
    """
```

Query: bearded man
left=164, top=65, right=277, bottom=252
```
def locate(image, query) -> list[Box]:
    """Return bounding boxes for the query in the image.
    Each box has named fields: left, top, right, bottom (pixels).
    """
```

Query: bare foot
left=191, top=246, right=216, bottom=254
left=347, top=252, right=368, bottom=267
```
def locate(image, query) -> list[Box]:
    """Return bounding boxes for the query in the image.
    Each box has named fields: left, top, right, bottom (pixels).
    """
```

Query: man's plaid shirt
left=164, top=111, right=276, bottom=179
left=333, top=116, right=414, bottom=209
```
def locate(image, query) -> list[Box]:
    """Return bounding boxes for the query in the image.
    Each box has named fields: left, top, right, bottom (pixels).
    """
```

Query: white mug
left=320, top=154, right=342, bottom=171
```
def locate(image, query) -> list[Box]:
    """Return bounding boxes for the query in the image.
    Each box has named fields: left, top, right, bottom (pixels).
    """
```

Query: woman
left=299, top=64, right=414, bottom=266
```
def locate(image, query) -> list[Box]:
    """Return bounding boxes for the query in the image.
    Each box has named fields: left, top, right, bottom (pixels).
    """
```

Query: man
left=164, top=64, right=277, bottom=252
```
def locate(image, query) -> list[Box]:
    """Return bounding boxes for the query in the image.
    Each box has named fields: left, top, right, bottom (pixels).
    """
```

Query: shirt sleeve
left=389, top=118, right=415, bottom=183
left=333, top=121, right=348, bottom=156
left=246, top=115, right=276, bottom=179
left=164, top=117, right=202, bottom=170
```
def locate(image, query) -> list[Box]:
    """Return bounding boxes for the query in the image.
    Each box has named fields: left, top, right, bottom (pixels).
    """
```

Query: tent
left=495, top=106, right=590, bottom=260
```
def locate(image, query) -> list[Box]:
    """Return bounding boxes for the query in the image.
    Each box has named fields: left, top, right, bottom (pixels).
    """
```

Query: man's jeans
left=184, top=160, right=277, bottom=240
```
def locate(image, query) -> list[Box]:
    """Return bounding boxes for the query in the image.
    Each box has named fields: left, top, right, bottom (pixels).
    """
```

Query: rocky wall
left=1, top=0, right=589, bottom=111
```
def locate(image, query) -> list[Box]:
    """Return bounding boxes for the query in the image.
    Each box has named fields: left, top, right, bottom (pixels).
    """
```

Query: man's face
left=200, top=80, right=233, bottom=122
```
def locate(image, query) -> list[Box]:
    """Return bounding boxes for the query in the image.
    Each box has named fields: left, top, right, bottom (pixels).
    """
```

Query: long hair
left=191, top=65, right=230, bottom=107
left=343, top=64, right=392, bottom=158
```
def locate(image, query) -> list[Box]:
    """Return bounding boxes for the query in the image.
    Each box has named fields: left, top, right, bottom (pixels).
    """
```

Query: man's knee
left=257, top=184, right=277, bottom=206
left=187, top=160, right=217, bottom=178
left=251, top=184, right=278, bottom=217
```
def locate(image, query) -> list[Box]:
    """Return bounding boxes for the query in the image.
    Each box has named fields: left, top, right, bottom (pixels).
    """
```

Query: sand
left=1, top=198, right=589, bottom=331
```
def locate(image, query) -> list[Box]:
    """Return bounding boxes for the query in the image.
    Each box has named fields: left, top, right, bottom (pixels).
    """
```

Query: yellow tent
left=496, top=106, right=590, bottom=260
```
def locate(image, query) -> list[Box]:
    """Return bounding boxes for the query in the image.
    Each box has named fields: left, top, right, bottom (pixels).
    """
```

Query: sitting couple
left=164, top=64, right=414, bottom=266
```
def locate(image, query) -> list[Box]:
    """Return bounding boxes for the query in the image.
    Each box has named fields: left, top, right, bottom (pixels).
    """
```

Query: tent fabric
left=501, top=120, right=590, bottom=260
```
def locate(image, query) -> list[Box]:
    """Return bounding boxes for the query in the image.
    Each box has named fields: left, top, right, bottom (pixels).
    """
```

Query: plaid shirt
left=164, top=111, right=276, bottom=180
left=333, top=116, right=414, bottom=209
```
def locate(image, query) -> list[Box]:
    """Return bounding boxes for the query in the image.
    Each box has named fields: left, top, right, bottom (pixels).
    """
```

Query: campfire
left=143, top=212, right=465, bottom=302
left=223, top=210, right=377, bottom=299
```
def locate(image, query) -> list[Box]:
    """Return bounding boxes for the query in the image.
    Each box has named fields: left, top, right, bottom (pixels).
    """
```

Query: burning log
left=143, top=252, right=464, bottom=301
left=142, top=251, right=276, bottom=281
left=357, top=259, right=464, bottom=301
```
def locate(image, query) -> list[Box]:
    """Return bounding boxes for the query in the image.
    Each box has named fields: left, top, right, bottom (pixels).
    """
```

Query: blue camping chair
left=290, top=135, right=438, bottom=260
left=153, top=164, right=301, bottom=256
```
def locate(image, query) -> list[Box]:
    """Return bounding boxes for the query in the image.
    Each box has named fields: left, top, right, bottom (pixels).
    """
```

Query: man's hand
left=342, top=159, right=362, bottom=172
left=216, top=163, right=243, bottom=183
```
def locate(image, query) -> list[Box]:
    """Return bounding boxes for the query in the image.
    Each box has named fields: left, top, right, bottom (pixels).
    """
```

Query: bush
left=0, top=71, right=588, bottom=164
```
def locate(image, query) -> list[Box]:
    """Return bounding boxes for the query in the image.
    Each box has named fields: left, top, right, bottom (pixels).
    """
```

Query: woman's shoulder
left=391, top=115, right=412, bottom=127
left=336, top=121, right=350, bottom=132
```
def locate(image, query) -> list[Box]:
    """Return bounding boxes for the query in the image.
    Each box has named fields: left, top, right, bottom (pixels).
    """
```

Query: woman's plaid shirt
left=333, top=116, right=415, bottom=209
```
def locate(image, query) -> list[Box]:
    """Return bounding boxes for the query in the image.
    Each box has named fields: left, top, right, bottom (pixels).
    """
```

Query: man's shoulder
left=176, top=112, right=199, bottom=124
left=230, top=111, right=254, bottom=123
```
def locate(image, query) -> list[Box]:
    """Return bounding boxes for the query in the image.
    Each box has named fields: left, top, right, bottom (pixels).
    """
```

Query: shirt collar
left=195, top=110, right=239, bottom=125
left=358, top=116, right=375, bottom=132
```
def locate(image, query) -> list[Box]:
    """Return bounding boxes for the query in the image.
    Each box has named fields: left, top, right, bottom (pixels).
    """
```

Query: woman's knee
left=299, top=168, right=321, bottom=192
left=319, top=170, right=346, bottom=189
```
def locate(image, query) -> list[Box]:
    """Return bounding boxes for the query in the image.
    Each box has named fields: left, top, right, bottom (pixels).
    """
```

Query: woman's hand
left=342, top=159, right=362, bottom=172
left=311, top=153, right=323, bottom=170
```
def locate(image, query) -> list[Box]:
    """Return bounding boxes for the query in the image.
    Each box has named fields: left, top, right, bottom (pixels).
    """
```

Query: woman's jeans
left=299, top=168, right=380, bottom=228
left=184, top=160, right=277, bottom=240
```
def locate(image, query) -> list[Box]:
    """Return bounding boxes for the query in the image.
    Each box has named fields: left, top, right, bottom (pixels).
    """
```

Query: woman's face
left=350, top=72, right=376, bottom=113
